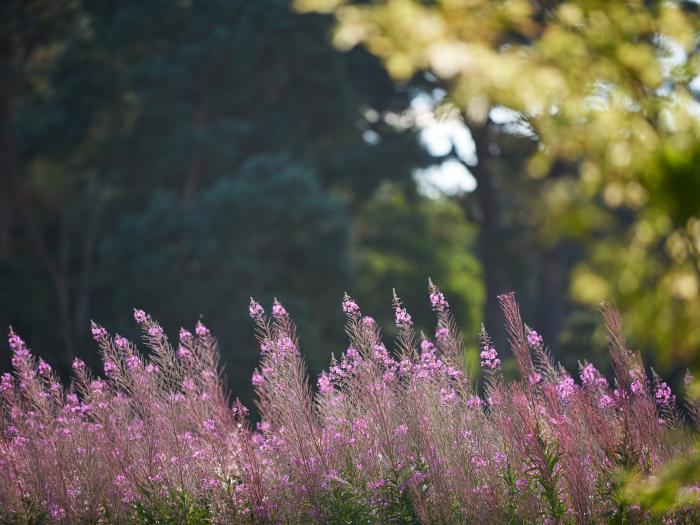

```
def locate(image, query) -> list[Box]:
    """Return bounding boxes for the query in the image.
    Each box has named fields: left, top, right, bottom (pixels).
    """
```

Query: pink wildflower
left=655, top=382, right=674, bottom=405
left=72, top=358, right=85, bottom=373
left=599, top=394, right=616, bottom=409
left=394, top=424, right=409, bottom=436
left=394, top=305, right=413, bottom=327
left=272, top=301, right=287, bottom=318
left=48, top=505, right=66, bottom=520
left=429, top=290, right=449, bottom=311
left=252, top=371, right=265, bottom=387
left=248, top=298, right=265, bottom=319
left=580, top=363, right=608, bottom=389
left=91, top=322, right=108, bottom=341
left=0, top=373, right=13, bottom=392
left=631, top=380, right=645, bottom=395
left=467, top=396, right=482, bottom=409
left=38, top=359, right=52, bottom=377
left=435, top=326, right=450, bottom=341
left=148, top=325, right=164, bottom=338
left=528, top=372, right=542, bottom=385
left=195, top=321, right=210, bottom=337
left=557, top=376, right=576, bottom=400
left=342, top=295, right=360, bottom=315
left=103, top=360, right=118, bottom=377
left=317, top=373, right=333, bottom=394
left=179, top=328, right=192, bottom=343
left=480, top=345, right=500, bottom=369
left=526, top=328, right=543, bottom=348
left=133, top=309, right=147, bottom=323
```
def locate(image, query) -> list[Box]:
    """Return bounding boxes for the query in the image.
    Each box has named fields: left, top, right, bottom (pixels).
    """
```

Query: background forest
left=2, top=0, right=700, bottom=407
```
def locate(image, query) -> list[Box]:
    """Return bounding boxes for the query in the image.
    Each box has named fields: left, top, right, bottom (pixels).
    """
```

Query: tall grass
left=1, top=285, right=697, bottom=523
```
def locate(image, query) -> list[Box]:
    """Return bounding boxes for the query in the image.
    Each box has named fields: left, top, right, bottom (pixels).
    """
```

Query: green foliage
left=375, top=479, right=421, bottom=525
left=320, top=482, right=374, bottom=525
left=97, top=155, right=351, bottom=394
left=134, top=490, right=212, bottom=525
left=528, top=431, right=565, bottom=522
left=354, top=183, right=483, bottom=356
left=0, top=498, right=49, bottom=525
left=0, top=0, right=434, bottom=398
left=302, top=0, right=700, bottom=368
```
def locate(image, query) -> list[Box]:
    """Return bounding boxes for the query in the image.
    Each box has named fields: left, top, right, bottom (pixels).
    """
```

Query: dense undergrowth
left=1, top=283, right=698, bottom=524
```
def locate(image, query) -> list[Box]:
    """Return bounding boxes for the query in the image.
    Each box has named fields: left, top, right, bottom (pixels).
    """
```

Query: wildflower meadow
left=1, top=283, right=697, bottom=524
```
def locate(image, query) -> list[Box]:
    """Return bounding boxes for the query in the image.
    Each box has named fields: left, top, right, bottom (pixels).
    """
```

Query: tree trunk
left=535, top=242, right=568, bottom=353
left=0, top=89, right=14, bottom=258
left=22, top=208, right=76, bottom=367
left=75, top=203, right=101, bottom=340
left=464, top=121, right=509, bottom=350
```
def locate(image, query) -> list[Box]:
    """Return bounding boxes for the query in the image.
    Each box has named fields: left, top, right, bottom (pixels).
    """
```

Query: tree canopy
left=298, top=0, right=700, bottom=366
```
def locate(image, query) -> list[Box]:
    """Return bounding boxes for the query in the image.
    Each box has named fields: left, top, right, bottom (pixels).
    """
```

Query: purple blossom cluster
left=655, top=382, right=675, bottom=406
left=526, top=328, right=543, bottom=348
left=394, top=305, right=413, bottom=327
left=480, top=345, right=501, bottom=369
left=0, top=286, right=696, bottom=523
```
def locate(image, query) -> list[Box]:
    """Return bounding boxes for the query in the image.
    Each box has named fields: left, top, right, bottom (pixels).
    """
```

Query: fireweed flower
left=8, top=331, right=26, bottom=352
left=631, top=381, right=644, bottom=395
left=272, top=301, right=287, bottom=318
left=317, top=373, right=333, bottom=394
left=599, top=394, right=616, bottom=409
left=0, top=292, right=691, bottom=523
left=557, top=375, right=576, bottom=400
left=580, top=363, right=608, bottom=389
left=248, top=299, right=265, bottom=320
left=133, top=309, right=147, bottom=324
left=72, top=358, right=85, bottom=373
left=148, top=325, right=164, bottom=338
left=435, top=326, right=450, bottom=341
left=394, top=306, right=413, bottom=327
left=467, top=395, right=482, bottom=409
left=48, top=505, right=66, bottom=521
left=195, top=321, right=210, bottom=337
left=125, top=355, right=140, bottom=370
left=91, top=322, right=108, bottom=341
left=342, top=295, right=360, bottom=315
left=103, top=360, right=118, bottom=377
left=420, top=339, right=436, bottom=353
left=655, top=382, right=674, bottom=405
left=179, top=328, right=193, bottom=343
left=528, top=372, right=542, bottom=386
left=252, top=371, right=264, bottom=387
left=629, top=368, right=645, bottom=395
left=0, top=373, right=12, bottom=392
left=429, top=290, right=449, bottom=311
left=37, top=359, right=52, bottom=377
left=526, top=328, right=543, bottom=348
left=440, top=387, right=457, bottom=405
left=394, top=424, right=409, bottom=436
left=480, top=345, right=500, bottom=369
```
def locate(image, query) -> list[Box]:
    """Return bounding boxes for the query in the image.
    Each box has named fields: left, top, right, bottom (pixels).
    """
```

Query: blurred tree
left=299, top=0, right=700, bottom=367
left=0, top=0, right=79, bottom=357
left=97, top=155, right=351, bottom=403
left=1, top=0, right=444, bottom=393
left=353, top=181, right=484, bottom=355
